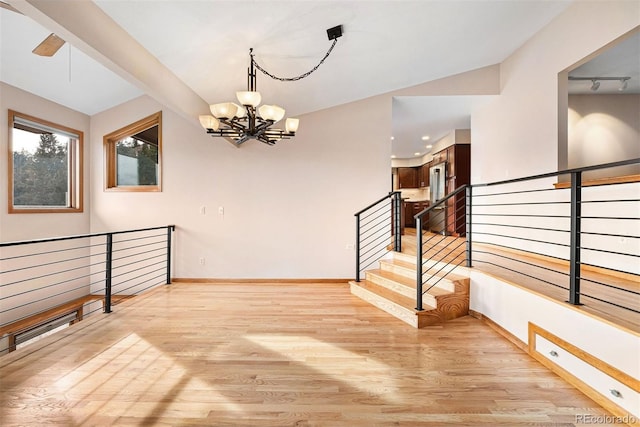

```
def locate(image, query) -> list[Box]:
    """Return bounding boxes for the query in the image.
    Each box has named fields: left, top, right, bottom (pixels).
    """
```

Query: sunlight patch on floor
left=244, top=334, right=401, bottom=403
left=53, top=333, right=242, bottom=423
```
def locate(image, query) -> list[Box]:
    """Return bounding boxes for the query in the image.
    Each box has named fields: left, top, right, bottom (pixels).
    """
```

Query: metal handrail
left=414, top=186, right=469, bottom=310
left=474, top=157, right=639, bottom=188
left=352, top=159, right=639, bottom=315
left=0, top=225, right=176, bottom=354
left=354, top=191, right=402, bottom=282
left=0, top=225, right=176, bottom=248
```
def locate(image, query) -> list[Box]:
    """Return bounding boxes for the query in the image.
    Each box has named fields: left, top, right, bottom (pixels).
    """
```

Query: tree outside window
left=8, top=111, right=83, bottom=213
left=104, top=112, right=162, bottom=192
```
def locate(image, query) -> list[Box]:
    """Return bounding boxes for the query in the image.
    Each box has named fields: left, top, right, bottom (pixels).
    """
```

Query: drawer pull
left=610, top=389, right=622, bottom=398
left=549, top=350, right=559, bottom=357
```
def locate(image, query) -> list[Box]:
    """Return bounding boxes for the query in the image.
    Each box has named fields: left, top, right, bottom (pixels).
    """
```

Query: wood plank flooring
left=0, top=282, right=617, bottom=426
left=402, top=230, right=640, bottom=334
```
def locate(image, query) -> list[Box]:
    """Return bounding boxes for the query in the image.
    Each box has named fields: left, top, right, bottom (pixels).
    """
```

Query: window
left=8, top=110, right=83, bottom=213
left=104, top=112, right=162, bottom=191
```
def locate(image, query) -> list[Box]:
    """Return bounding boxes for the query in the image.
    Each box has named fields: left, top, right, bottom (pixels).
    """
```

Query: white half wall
left=472, top=1, right=640, bottom=185
left=568, top=94, right=640, bottom=179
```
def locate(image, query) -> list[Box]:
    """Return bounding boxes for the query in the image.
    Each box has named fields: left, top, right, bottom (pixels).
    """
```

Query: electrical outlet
left=218, top=206, right=224, bottom=215
left=199, top=257, right=205, bottom=265
left=200, top=206, right=206, bottom=215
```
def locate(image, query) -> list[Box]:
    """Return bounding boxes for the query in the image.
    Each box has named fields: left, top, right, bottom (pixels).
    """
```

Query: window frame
left=104, top=112, right=162, bottom=192
left=8, top=110, right=84, bottom=214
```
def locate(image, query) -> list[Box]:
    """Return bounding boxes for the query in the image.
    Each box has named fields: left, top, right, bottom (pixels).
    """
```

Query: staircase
left=350, top=231, right=470, bottom=328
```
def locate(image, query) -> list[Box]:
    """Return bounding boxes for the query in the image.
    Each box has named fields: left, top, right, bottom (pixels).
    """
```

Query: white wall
left=568, top=94, right=640, bottom=179
left=472, top=2, right=640, bottom=184
left=0, top=83, right=92, bottom=335
left=469, top=2, right=640, bottom=417
left=90, top=95, right=391, bottom=279
left=89, top=66, right=499, bottom=280
left=0, top=82, right=91, bottom=241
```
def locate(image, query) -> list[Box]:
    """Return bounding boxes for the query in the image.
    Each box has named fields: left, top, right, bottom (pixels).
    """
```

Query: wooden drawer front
left=529, top=323, right=640, bottom=420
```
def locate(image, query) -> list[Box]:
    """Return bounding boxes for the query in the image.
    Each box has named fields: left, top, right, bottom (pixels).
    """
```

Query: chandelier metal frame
left=200, top=25, right=343, bottom=147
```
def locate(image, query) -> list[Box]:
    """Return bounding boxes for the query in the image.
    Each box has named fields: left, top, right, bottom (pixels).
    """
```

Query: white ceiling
left=0, top=5, right=142, bottom=115
left=2, top=0, right=615, bottom=158
left=568, top=31, right=640, bottom=94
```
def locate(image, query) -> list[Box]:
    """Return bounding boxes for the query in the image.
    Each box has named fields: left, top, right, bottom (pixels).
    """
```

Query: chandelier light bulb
left=258, top=104, right=286, bottom=122
left=233, top=103, right=247, bottom=119
left=210, top=102, right=238, bottom=119
left=285, top=118, right=299, bottom=133
left=199, top=115, right=219, bottom=130
left=236, top=91, right=262, bottom=107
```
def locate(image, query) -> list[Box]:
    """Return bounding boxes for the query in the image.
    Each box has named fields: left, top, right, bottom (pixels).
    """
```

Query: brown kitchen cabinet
left=431, top=149, right=447, bottom=165
left=418, top=162, right=430, bottom=188
left=404, top=202, right=416, bottom=228
left=404, top=201, right=430, bottom=230
left=444, top=144, right=470, bottom=236
left=398, top=167, right=418, bottom=189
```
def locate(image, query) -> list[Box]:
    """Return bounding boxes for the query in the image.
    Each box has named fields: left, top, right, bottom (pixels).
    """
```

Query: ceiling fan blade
left=0, top=1, right=21, bottom=14
left=32, top=33, right=66, bottom=57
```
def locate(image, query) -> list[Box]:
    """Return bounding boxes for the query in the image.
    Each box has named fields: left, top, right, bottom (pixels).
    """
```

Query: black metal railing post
left=394, top=192, right=402, bottom=252
left=466, top=185, right=473, bottom=267
left=355, top=213, right=361, bottom=282
left=105, top=233, right=113, bottom=313
left=415, top=215, right=424, bottom=311
left=568, top=171, right=582, bottom=305
left=166, top=225, right=174, bottom=285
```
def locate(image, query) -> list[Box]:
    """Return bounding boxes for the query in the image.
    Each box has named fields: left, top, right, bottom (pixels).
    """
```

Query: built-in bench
left=0, top=294, right=134, bottom=353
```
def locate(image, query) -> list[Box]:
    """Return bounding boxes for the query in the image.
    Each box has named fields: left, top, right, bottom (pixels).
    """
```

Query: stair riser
left=380, top=261, right=457, bottom=293
left=364, top=272, right=438, bottom=306
left=350, top=283, right=419, bottom=328
left=395, top=252, right=468, bottom=273
left=380, top=260, right=415, bottom=279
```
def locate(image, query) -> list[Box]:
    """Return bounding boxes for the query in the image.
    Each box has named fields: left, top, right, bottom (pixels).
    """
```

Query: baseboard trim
left=469, top=309, right=527, bottom=352
left=171, top=278, right=351, bottom=284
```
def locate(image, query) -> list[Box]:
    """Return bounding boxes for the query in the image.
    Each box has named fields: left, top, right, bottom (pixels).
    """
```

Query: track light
left=619, top=79, right=628, bottom=91
left=568, top=76, right=631, bottom=92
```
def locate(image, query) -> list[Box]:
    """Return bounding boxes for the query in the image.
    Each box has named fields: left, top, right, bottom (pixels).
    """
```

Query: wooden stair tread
left=366, top=269, right=454, bottom=297
left=473, top=242, right=639, bottom=292
left=381, top=258, right=469, bottom=284
left=350, top=280, right=437, bottom=314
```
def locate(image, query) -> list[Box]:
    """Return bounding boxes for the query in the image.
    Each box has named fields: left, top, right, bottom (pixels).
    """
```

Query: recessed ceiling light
left=414, top=152, right=421, bottom=156
left=391, top=155, right=396, bottom=158
left=390, top=136, right=394, bottom=141
left=426, top=144, right=432, bottom=149
left=421, top=136, right=430, bottom=141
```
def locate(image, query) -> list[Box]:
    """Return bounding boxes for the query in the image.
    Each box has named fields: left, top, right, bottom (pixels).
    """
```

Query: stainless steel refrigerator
left=429, top=162, right=446, bottom=234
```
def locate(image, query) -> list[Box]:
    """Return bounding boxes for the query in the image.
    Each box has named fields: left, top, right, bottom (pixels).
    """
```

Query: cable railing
left=354, top=191, right=402, bottom=282
left=0, top=225, right=175, bottom=355
left=415, top=186, right=470, bottom=310
left=471, top=159, right=639, bottom=315
left=355, top=158, right=639, bottom=322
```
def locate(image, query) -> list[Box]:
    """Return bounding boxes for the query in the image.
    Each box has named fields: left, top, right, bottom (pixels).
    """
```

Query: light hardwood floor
left=402, top=230, right=640, bottom=333
left=0, top=282, right=616, bottom=426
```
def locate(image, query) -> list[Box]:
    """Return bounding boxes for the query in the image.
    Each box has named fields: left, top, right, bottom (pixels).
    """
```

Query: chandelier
left=199, top=25, right=343, bottom=146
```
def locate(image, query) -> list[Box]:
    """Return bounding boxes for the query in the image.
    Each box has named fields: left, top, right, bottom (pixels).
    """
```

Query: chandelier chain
left=251, top=39, right=339, bottom=82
